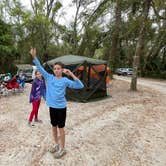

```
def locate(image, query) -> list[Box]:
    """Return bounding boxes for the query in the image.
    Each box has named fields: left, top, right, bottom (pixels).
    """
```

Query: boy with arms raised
left=30, top=48, right=84, bottom=158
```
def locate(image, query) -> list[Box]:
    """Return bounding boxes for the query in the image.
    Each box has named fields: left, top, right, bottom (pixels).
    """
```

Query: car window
left=24, top=69, right=33, bottom=73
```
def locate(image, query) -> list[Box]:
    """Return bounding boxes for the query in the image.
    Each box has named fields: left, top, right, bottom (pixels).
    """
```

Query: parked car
left=16, top=64, right=33, bottom=83
left=115, top=68, right=133, bottom=76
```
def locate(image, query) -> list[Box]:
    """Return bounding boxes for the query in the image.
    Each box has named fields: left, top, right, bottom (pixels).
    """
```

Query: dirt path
left=113, top=75, right=166, bottom=94
left=0, top=78, right=166, bottom=166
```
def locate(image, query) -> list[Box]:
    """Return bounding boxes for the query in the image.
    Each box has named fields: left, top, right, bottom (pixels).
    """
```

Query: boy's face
left=53, top=64, right=63, bottom=77
left=36, top=71, right=42, bottom=79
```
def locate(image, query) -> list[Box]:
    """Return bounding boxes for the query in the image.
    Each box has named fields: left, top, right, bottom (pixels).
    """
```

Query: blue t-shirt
left=33, top=58, right=84, bottom=108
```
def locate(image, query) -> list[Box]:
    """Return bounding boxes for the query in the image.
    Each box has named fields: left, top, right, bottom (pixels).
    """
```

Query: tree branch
left=152, top=1, right=166, bottom=20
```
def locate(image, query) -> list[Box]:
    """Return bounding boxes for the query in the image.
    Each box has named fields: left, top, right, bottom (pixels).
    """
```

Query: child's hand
left=63, top=69, right=78, bottom=80
left=63, top=69, right=72, bottom=76
left=30, top=48, right=36, bottom=58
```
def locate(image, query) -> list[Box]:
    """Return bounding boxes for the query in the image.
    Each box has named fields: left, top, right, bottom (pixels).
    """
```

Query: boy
left=30, top=48, right=84, bottom=158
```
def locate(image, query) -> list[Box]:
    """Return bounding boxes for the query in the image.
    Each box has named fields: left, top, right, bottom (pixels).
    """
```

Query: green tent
left=44, top=55, right=108, bottom=102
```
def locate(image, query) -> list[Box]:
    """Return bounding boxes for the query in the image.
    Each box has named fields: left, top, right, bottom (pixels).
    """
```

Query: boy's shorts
left=49, top=107, right=66, bottom=128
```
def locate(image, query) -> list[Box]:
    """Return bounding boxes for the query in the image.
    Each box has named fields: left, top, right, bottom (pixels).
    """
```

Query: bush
left=143, top=71, right=166, bottom=79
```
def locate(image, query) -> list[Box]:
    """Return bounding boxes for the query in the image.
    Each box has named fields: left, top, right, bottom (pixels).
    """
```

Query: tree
left=108, top=0, right=122, bottom=71
left=0, top=19, right=16, bottom=73
left=73, top=0, right=111, bottom=56
left=130, top=0, right=152, bottom=91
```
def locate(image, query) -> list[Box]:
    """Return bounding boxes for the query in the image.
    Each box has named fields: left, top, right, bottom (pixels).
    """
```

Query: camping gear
left=6, top=76, right=19, bottom=89
left=0, top=74, right=23, bottom=96
left=44, top=55, right=110, bottom=102
left=0, top=73, right=12, bottom=82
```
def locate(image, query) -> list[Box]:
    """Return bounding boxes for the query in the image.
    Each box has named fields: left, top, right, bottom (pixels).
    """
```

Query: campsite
left=0, top=0, right=166, bottom=165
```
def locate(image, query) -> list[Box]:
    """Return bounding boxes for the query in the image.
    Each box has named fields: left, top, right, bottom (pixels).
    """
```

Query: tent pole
left=83, top=61, right=87, bottom=95
left=87, top=64, right=91, bottom=87
left=85, top=65, right=107, bottom=101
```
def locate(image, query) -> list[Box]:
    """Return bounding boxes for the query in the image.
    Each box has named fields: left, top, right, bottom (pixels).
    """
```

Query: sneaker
left=48, top=144, right=59, bottom=153
left=54, top=148, right=66, bottom=159
left=34, top=119, right=42, bottom=123
left=28, top=121, right=35, bottom=127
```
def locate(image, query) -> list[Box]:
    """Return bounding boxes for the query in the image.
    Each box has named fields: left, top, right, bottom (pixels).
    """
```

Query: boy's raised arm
left=63, top=69, right=84, bottom=89
left=30, top=48, right=49, bottom=79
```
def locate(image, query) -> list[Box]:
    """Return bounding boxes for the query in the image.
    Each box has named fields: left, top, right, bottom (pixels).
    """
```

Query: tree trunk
left=108, top=0, right=121, bottom=70
left=73, top=0, right=82, bottom=53
left=130, top=0, right=151, bottom=91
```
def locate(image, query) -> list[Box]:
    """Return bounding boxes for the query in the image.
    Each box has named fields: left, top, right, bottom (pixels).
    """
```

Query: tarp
left=44, top=55, right=107, bottom=66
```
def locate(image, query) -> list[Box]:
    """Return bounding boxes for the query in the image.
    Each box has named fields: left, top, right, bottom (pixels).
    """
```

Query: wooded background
left=0, top=0, right=165, bottom=83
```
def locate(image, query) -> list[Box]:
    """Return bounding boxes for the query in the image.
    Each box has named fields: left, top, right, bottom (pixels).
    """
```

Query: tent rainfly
left=43, top=55, right=110, bottom=102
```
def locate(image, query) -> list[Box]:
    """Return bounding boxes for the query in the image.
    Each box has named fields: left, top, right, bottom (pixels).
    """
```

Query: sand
left=0, top=77, right=166, bottom=166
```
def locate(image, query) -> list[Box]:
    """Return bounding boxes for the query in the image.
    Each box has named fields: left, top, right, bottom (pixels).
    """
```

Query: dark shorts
left=49, top=107, right=66, bottom=128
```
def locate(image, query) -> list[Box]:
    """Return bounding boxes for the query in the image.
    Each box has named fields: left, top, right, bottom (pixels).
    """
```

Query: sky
left=20, top=0, right=102, bottom=27
left=21, top=0, right=76, bottom=26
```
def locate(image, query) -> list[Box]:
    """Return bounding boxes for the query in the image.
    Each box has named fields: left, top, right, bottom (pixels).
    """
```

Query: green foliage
left=52, top=1, right=62, bottom=13
left=0, top=19, right=16, bottom=73
left=0, top=0, right=165, bottom=78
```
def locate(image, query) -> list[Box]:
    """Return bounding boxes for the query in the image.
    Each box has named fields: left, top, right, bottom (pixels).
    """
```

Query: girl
left=28, top=70, right=46, bottom=127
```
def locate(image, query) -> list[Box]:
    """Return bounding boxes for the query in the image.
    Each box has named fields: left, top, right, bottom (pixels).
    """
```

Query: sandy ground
left=0, top=76, right=166, bottom=166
